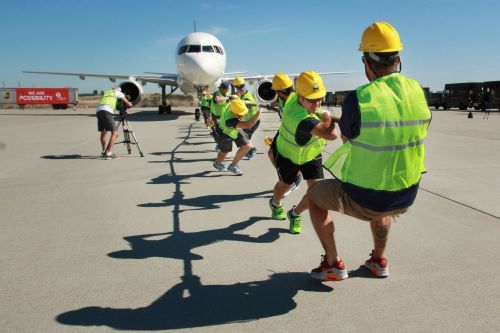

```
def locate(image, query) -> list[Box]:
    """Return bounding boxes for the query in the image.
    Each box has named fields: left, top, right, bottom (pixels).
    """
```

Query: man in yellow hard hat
left=233, top=76, right=260, bottom=159
left=270, top=73, right=295, bottom=118
left=266, top=73, right=303, bottom=197
left=212, top=98, right=261, bottom=175
left=269, top=71, right=338, bottom=234
left=307, top=22, right=431, bottom=281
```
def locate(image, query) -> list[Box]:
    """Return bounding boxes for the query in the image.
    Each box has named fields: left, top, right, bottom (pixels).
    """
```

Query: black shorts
left=214, top=126, right=250, bottom=153
left=243, top=119, right=260, bottom=140
left=97, top=111, right=117, bottom=132
left=273, top=145, right=324, bottom=184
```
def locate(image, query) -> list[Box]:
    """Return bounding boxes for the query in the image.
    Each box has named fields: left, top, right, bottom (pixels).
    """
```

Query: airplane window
left=177, top=45, right=188, bottom=55
left=214, top=46, right=224, bottom=55
left=187, top=45, right=201, bottom=53
left=203, top=45, right=215, bottom=53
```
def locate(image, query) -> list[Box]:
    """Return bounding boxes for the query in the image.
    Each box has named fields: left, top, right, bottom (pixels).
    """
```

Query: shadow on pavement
left=41, top=154, right=100, bottom=160
left=348, top=265, right=378, bottom=279
left=56, top=271, right=331, bottom=330
left=139, top=189, right=272, bottom=211
left=55, top=122, right=310, bottom=331
left=108, top=216, right=285, bottom=261
left=125, top=109, right=194, bottom=122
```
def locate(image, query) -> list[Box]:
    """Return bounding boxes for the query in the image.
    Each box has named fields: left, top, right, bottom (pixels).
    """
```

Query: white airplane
left=24, top=31, right=349, bottom=116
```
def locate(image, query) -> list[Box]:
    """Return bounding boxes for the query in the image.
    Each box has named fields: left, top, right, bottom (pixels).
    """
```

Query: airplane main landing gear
left=158, top=84, right=176, bottom=114
left=159, top=104, right=172, bottom=114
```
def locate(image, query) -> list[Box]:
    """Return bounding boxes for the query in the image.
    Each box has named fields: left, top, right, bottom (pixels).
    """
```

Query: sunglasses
left=303, top=96, right=322, bottom=104
left=235, top=85, right=245, bottom=90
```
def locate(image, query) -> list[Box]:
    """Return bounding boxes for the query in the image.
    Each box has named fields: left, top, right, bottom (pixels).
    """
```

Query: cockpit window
left=214, top=45, right=224, bottom=55
left=177, top=45, right=188, bottom=55
left=202, top=45, right=215, bottom=53
left=179, top=44, right=223, bottom=55
left=187, top=45, right=201, bottom=53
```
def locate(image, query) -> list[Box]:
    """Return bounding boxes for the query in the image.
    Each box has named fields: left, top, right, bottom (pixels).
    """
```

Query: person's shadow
left=56, top=271, right=332, bottom=330
left=108, top=216, right=285, bottom=261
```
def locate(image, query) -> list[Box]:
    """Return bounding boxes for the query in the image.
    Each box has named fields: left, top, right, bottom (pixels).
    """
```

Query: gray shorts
left=97, top=111, right=117, bottom=132
left=214, top=126, right=250, bottom=153
left=309, top=179, right=409, bottom=222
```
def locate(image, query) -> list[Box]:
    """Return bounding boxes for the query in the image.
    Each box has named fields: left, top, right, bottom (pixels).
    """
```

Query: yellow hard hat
left=229, top=98, right=248, bottom=116
left=359, top=22, right=403, bottom=53
left=271, top=73, right=293, bottom=91
left=233, top=76, right=246, bottom=86
left=295, top=71, right=326, bottom=99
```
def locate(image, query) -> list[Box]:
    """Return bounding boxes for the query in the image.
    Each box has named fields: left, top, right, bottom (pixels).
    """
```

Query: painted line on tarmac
left=420, top=187, right=500, bottom=220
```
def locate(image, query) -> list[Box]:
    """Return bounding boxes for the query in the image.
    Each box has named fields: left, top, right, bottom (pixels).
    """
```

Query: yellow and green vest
left=210, top=89, right=228, bottom=116
left=240, top=91, right=258, bottom=121
left=324, top=73, right=431, bottom=191
left=218, top=106, right=239, bottom=139
left=276, top=93, right=326, bottom=165
left=99, top=90, right=118, bottom=109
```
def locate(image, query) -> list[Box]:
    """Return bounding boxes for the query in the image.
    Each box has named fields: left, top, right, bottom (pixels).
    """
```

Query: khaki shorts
left=309, top=179, right=409, bottom=222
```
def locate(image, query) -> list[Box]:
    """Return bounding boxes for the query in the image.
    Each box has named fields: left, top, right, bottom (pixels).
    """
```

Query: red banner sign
left=16, top=88, right=69, bottom=104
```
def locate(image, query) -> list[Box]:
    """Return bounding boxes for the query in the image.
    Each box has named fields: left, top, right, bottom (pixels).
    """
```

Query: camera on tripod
left=116, top=99, right=129, bottom=118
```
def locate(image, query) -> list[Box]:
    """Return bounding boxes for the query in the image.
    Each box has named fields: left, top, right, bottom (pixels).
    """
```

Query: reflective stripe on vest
left=218, top=106, right=239, bottom=139
left=99, top=90, right=117, bottom=109
left=210, top=89, right=228, bottom=116
left=276, top=93, right=326, bottom=165
left=324, top=73, right=431, bottom=191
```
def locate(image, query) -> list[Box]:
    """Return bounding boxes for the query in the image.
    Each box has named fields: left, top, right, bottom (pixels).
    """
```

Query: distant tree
left=100, top=90, right=104, bottom=95
left=92, top=90, right=98, bottom=96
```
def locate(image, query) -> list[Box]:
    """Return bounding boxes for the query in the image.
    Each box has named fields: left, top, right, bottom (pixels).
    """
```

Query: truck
left=442, top=82, right=482, bottom=110
left=428, top=92, right=444, bottom=109
left=0, top=87, right=78, bottom=109
left=324, top=92, right=334, bottom=106
left=333, top=90, right=355, bottom=106
left=482, top=81, right=500, bottom=110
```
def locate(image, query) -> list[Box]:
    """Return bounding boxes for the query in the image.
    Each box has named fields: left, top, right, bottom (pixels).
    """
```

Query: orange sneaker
left=310, top=255, right=348, bottom=281
left=364, top=250, right=389, bottom=278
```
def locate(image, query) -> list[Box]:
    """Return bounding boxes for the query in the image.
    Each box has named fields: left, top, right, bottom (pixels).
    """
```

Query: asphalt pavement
left=0, top=106, right=499, bottom=332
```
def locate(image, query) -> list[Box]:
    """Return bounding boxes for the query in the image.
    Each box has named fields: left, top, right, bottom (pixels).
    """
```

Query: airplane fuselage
left=175, top=32, right=226, bottom=94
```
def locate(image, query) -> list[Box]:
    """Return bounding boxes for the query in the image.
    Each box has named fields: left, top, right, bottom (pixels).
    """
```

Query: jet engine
left=254, top=79, right=277, bottom=105
left=119, top=80, right=144, bottom=105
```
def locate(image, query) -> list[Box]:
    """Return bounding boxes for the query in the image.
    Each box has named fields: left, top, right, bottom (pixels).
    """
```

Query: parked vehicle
left=0, top=87, right=78, bottom=109
left=482, top=81, right=500, bottom=110
left=333, top=90, right=355, bottom=106
left=428, top=92, right=444, bottom=109
left=324, top=92, right=334, bottom=106
left=443, top=82, right=482, bottom=110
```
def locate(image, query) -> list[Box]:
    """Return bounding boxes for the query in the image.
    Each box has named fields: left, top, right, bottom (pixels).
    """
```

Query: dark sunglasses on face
left=304, top=97, right=322, bottom=104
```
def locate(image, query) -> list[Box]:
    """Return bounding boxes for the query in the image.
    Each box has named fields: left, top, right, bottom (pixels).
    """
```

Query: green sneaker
left=269, top=198, right=286, bottom=220
left=287, top=207, right=302, bottom=234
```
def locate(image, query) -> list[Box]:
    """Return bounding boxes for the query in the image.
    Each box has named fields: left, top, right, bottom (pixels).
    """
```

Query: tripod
left=115, top=112, right=144, bottom=157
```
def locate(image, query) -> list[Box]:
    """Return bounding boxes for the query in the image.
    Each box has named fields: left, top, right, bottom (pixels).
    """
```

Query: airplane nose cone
left=180, top=55, right=222, bottom=84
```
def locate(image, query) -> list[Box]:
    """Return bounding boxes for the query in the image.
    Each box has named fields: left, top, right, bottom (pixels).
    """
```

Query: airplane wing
left=23, top=71, right=178, bottom=87
left=223, top=71, right=353, bottom=84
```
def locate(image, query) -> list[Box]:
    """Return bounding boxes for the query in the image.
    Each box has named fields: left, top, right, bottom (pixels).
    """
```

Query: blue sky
left=2, top=0, right=500, bottom=94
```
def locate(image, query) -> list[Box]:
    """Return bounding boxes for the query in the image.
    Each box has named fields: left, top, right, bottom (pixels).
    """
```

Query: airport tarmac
left=0, top=106, right=499, bottom=332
